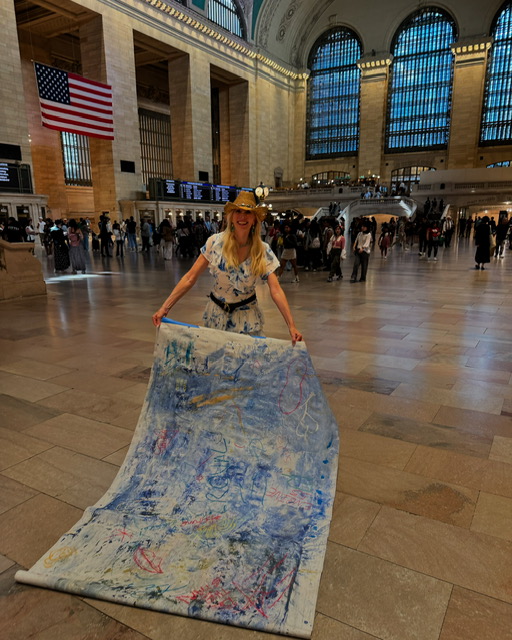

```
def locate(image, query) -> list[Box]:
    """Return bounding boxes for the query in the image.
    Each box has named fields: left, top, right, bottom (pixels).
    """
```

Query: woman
left=327, top=225, right=345, bottom=281
left=276, top=224, right=300, bottom=283
left=112, top=221, right=124, bottom=257
left=50, top=220, right=70, bottom=273
left=305, top=219, right=322, bottom=271
left=426, top=218, right=441, bottom=261
left=67, top=219, right=86, bottom=274
left=475, top=216, right=492, bottom=270
left=152, top=191, right=302, bottom=345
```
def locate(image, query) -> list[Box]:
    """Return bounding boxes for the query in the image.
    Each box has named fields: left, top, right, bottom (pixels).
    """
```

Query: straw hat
left=224, top=190, right=267, bottom=222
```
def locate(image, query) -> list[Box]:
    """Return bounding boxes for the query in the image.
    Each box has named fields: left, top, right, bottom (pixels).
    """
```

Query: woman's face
left=335, top=226, right=342, bottom=235
left=284, top=225, right=291, bottom=234
left=232, top=208, right=255, bottom=231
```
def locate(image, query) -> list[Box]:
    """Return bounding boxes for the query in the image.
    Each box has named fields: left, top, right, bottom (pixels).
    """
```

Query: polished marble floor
left=1, top=237, right=512, bottom=640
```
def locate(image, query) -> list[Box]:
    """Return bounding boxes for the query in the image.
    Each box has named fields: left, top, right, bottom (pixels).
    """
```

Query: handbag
left=490, top=230, right=496, bottom=250
left=311, top=236, right=320, bottom=249
left=341, top=248, right=347, bottom=260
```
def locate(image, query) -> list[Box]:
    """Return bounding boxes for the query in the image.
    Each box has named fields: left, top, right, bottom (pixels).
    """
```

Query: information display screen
left=164, top=180, right=180, bottom=198
left=0, top=163, right=20, bottom=192
left=180, top=181, right=212, bottom=202
left=211, top=184, right=238, bottom=203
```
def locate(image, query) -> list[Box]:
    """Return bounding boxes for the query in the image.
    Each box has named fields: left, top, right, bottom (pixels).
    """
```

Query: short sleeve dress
left=201, top=232, right=280, bottom=334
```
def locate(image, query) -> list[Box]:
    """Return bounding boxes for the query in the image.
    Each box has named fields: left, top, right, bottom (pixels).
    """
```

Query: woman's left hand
left=289, top=327, right=303, bottom=346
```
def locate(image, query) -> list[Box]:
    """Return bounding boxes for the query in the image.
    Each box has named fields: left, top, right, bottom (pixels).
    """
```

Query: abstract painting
left=16, top=321, right=339, bottom=638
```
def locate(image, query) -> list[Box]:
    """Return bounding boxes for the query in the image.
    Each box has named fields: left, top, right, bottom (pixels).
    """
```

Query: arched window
left=306, top=27, right=362, bottom=159
left=391, top=166, right=435, bottom=193
left=208, top=0, right=244, bottom=39
left=386, top=8, right=456, bottom=152
left=487, top=161, right=512, bottom=167
left=481, top=3, right=512, bottom=145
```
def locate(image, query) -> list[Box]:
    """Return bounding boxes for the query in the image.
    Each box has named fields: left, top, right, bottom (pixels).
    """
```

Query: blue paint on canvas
left=15, top=323, right=339, bottom=638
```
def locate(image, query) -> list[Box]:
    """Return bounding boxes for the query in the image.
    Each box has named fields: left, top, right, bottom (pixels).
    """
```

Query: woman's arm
left=267, top=272, right=303, bottom=345
left=152, top=254, right=209, bottom=327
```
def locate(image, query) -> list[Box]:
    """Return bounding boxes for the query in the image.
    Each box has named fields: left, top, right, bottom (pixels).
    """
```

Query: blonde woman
left=152, top=191, right=302, bottom=344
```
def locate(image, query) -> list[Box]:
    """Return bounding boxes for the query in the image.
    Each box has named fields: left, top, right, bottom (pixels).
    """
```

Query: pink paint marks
left=133, top=546, right=164, bottom=574
left=278, top=359, right=308, bottom=415
left=153, top=429, right=178, bottom=455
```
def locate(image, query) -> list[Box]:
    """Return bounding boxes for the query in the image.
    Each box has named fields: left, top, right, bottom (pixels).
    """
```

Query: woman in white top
left=350, top=220, right=372, bottom=283
left=152, top=191, right=302, bottom=345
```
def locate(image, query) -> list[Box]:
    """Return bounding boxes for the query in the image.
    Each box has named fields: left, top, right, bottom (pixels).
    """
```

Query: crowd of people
left=2, top=206, right=511, bottom=279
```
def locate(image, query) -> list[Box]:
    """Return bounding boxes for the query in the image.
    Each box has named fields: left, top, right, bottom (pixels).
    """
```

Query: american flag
left=34, top=62, right=114, bottom=140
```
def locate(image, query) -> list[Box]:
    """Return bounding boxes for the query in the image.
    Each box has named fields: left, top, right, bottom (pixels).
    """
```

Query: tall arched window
left=208, top=0, right=244, bottom=38
left=481, top=3, right=512, bottom=145
left=306, top=28, right=362, bottom=159
left=386, top=8, right=456, bottom=152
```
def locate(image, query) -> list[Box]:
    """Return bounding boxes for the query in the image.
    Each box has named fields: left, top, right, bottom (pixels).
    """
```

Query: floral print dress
left=201, top=233, right=279, bottom=334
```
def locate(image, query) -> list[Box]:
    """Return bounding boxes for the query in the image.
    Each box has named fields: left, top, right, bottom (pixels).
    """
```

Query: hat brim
left=224, top=200, right=267, bottom=221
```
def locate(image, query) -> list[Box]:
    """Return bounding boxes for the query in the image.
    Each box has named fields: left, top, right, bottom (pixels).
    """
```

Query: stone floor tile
left=0, top=371, right=69, bottom=402
left=2, top=446, right=119, bottom=510
left=328, top=492, right=381, bottom=549
left=47, top=370, right=141, bottom=397
left=471, top=492, right=512, bottom=542
left=489, top=435, right=512, bottom=464
left=0, top=426, right=53, bottom=470
left=439, top=586, right=512, bottom=640
left=0, top=494, right=82, bottom=567
left=0, top=474, right=39, bottom=516
left=0, top=555, right=14, bottom=575
left=0, top=394, right=62, bottom=432
left=404, top=446, right=489, bottom=491
left=340, top=428, right=416, bottom=470
left=86, top=599, right=285, bottom=639
left=433, top=405, right=512, bottom=439
left=102, top=445, right=130, bottom=466
left=317, top=542, right=451, bottom=640
left=359, top=506, right=512, bottom=604
left=360, top=413, right=492, bottom=458
left=0, top=357, right=75, bottom=381
left=24, top=413, right=134, bottom=459
left=37, top=388, right=141, bottom=423
left=311, top=613, right=378, bottom=639
left=329, top=387, right=440, bottom=423
left=0, top=566, right=147, bottom=640
left=340, top=456, right=478, bottom=527
left=481, top=459, right=512, bottom=499
left=391, top=382, right=504, bottom=414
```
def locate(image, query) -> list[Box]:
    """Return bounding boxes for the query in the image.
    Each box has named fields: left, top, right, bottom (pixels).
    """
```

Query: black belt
left=209, top=292, right=256, bottom=313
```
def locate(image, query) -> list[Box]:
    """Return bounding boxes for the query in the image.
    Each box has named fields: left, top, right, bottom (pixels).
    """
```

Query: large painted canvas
left=15, top=321, right=339, bottom=638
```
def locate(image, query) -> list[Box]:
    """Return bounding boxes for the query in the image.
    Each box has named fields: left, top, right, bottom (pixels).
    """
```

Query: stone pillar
left=80, top=14, right=142, bottom=217
left=228, top=81, right=251, bottom=187
left=357, top=55, right=392, bottom=180
left=292, top=75, right=308, bottom=186
left=448, top=38, right=492, bottom=169
left=1, top=2, right=33, bottom=166
left=169, top=52, right=213, bottom=182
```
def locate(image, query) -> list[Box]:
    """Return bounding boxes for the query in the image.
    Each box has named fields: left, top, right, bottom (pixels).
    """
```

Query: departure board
left=180, top=181, right=212, bottom=201
left=0, top=163, right=19, bottom=192
left=164, top=180, right=179, bottom=198
left=211, top=184, right=237, bottom=203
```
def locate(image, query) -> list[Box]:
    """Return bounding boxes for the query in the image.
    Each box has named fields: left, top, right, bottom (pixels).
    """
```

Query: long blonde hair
left=222, top=212, right=268, bottom=277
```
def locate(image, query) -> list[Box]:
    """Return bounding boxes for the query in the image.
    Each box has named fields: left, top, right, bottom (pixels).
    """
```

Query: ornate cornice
left=139, top=0, right=304, bottom=79
left=451, top=37, right=493, bottom=66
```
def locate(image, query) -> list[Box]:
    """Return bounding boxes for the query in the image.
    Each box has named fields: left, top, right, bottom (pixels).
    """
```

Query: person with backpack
left=426, top=218, right=441, bottom=261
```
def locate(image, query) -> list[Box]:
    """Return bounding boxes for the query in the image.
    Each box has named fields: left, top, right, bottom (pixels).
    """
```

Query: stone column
left=1, top=2, right=33, bottom=166
left=169, top=51, right=213, bottom=182
left=228, top=81, right=251, bottom=187
left=80, top=14, right=142, bottom=217
left=448, top=38, right=492, bottom=168
left=292, top=74, right=308, bottom=186
left=357, top=55, right=392, bottom=180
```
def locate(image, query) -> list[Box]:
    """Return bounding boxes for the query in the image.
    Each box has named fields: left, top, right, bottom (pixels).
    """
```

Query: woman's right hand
left=152, top=307, right=167, bottom=327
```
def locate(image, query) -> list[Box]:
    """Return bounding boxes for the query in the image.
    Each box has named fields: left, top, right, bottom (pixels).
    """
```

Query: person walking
left=427, top=218, right=441, bottom=261
left=276, top=224, right=300, bottom=283
left=474, top=215, right=492, bottom=270
left=67, top=219, right=86, bottom=274
left=350, top=220, right=372, bottom=282
left=327, top=225, right=345, bottom=281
